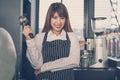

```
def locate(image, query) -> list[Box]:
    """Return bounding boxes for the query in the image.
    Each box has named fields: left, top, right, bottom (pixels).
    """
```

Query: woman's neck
left=52, top=30, right=62, bottom=36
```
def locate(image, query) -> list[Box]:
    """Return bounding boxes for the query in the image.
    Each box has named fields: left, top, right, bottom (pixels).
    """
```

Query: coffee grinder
left=90, top=17, right=108, bottom=68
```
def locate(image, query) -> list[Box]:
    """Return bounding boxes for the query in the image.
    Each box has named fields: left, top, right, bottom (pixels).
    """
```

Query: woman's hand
left=22, top=25, right=33, bottom=40
left=34, top=68, right=41, bottom=76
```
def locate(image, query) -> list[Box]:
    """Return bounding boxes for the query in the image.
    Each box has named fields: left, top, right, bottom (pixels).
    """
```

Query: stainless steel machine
left=90, top=17, right=108, bottom=68
left=80, top=17, right=108, bottom=68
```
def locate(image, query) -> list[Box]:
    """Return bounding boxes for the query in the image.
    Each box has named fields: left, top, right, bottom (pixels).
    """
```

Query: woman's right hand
left=22, top=25, right=33, bottom=40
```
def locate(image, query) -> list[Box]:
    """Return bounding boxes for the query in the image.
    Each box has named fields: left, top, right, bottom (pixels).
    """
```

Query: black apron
left=36, top=32, right=74, bottom=80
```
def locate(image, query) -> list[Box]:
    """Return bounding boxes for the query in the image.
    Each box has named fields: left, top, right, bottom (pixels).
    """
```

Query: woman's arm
left=40, top=32, right=80, bottom=72
left=26, top=33, right=44, bottom=69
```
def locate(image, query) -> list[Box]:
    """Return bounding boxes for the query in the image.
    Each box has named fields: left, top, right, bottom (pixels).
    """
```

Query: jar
left=81, top=50, right=89, bottom=68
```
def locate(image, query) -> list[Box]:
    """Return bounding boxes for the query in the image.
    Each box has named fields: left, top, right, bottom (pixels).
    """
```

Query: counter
left=73, top=67, right=116, bottom=80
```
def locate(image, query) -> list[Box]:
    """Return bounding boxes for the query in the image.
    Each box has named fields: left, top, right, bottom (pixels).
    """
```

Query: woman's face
left=51, top=12, right=66, bottom=35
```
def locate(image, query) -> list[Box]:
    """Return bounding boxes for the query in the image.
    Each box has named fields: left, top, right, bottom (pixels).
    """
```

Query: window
left=94, top=0, right=111, bottom=29
left=95, top=0, right=120, bottom=29
left=62, top=0, right=84, bottom=39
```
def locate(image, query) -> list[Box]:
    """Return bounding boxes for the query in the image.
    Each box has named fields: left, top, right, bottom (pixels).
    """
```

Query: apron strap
left=42, top=32, right=48, bottom=46
left=42, top=32, right=70, bottom=45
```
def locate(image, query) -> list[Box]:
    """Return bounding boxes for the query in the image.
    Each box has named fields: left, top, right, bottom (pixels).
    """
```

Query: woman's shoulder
left=35, top=32, right=46, bottom=40
left=36, top=32, right=45, bottom=37
left=33, top=32, right=46, bottom=45
left=67, top=32, right=77, bottom=37
left=67, top=32, right=79, bottom=40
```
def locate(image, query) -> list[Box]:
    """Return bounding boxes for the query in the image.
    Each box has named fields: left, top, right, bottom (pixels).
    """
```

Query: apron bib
left=36, top=32, right=74, bottom=80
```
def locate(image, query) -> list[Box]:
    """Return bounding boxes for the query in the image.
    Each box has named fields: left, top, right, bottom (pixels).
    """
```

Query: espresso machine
left=90, top=17, right=108, bottom=68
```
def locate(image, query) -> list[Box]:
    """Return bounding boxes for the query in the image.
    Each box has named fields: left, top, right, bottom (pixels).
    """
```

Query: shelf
left=108, top=57, right=120, bottom=62
left=117, top=67, right=120, bottom=69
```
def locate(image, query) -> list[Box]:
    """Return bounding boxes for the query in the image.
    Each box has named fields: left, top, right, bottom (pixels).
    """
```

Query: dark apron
left=36, top=32, right=74, bottom=80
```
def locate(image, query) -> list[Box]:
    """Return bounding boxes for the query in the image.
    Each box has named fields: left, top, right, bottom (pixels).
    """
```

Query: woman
left=23, top=2, right=80, bottom=80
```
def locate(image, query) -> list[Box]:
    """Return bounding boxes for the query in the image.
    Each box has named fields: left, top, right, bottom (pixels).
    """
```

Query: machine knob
left=98, top=59, right=103, bottom=63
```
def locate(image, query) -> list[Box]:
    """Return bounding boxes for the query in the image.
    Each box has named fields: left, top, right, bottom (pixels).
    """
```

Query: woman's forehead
left=52, top=11, right=65, bottom=17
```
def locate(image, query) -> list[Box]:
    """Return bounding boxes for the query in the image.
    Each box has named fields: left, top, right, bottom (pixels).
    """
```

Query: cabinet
left=73, top=68, right=116, bottom=80
left=116, top=67, right=120, bottom=80
left=108, top=57, right=120, bottom=80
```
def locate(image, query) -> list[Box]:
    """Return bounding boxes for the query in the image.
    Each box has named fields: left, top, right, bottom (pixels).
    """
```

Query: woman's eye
left=52, top=16, right=57, bottom=19
left=61, top=17, right=65, bottom=19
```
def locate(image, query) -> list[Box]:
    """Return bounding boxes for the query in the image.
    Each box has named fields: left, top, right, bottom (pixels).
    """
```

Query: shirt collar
left=47, top=29, right=67, bottom=41
left=48, top=29, right=66, bottom=36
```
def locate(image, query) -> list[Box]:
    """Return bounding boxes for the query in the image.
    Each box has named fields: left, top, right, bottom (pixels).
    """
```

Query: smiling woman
left=22, top=2, right=80, bottom=80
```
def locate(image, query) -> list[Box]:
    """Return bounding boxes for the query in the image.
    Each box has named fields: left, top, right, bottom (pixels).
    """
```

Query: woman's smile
left=51, top=12, right=66, bottom=35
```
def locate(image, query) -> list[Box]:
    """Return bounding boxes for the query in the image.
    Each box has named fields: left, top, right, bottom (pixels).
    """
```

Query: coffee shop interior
left=0, top=0, right=120, bottom=80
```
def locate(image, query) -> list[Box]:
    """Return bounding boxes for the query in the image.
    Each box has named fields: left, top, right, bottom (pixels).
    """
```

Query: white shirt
left=26, top=30, right=80, bottom=72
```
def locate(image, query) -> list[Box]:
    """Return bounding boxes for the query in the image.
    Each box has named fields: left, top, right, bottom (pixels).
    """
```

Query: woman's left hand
left=34, top=68, right=41, bottom=76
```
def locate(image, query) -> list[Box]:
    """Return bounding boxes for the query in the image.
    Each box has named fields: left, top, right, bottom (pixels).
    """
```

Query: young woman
left=23, top=2, right=80, bottom=80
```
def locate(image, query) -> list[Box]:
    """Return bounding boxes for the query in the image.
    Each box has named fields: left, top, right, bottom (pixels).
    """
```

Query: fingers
left=34, top=69, right=41, bottom=76
left=22, top=26, right=33, bottom=37
left=23, top=25, right=30, bottom=29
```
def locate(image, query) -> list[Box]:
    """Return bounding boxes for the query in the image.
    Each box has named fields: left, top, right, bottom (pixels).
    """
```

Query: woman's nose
left=57, top=18, right=62, bottom=24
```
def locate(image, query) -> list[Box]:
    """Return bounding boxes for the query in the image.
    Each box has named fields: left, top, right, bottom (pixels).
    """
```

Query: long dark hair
left=42, top=2, right=73, bottom=32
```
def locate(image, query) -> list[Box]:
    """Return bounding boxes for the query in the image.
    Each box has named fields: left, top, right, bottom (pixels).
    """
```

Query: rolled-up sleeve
left=26, top=33, right=44, bottom=69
